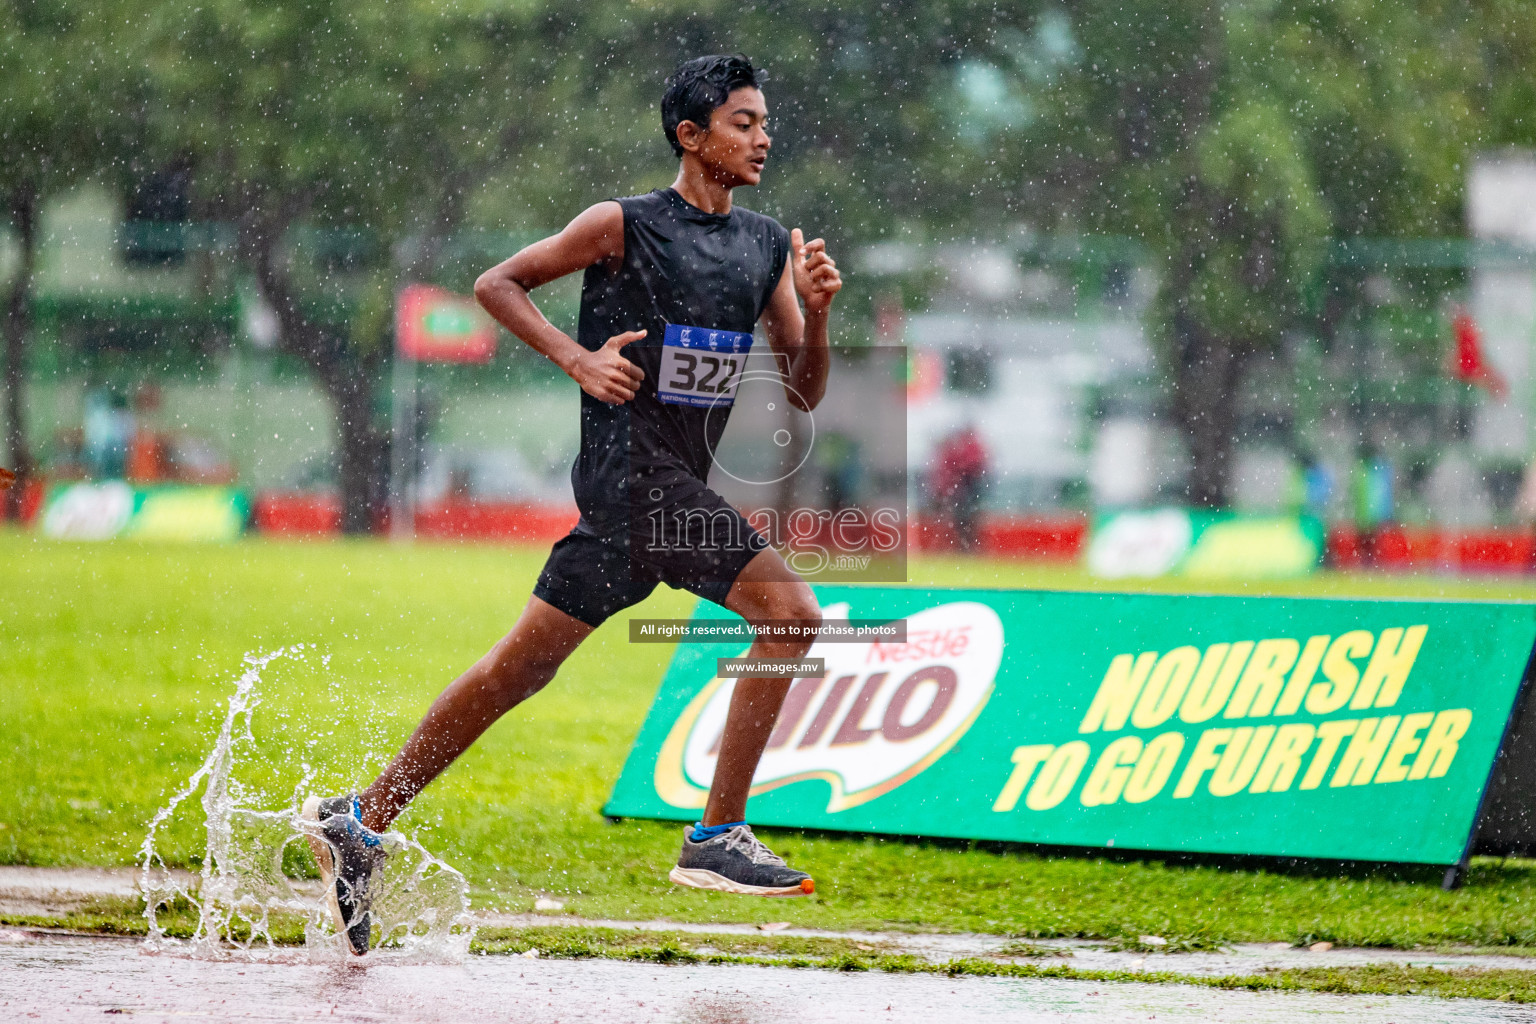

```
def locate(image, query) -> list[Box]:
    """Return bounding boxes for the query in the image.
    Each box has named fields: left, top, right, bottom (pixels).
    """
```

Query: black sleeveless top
left=570, top=188, right=790, bottom=528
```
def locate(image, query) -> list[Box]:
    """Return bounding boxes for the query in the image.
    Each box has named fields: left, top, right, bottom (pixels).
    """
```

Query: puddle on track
left=138, top=648, right=473, bottom=962
left=3, top=935, right=1534, bottom=1024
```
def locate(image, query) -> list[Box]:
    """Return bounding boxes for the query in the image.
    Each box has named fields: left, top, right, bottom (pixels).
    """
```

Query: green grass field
left=9, top=529, right=1536, bottom=948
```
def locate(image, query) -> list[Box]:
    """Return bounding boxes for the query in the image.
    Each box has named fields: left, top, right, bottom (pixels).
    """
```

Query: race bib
left=655, top=323, right=753, bottom=408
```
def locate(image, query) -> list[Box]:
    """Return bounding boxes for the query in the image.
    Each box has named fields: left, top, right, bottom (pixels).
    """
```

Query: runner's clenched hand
left=790, top=228, right=841, bottom=315
left=570, top=329, right=646, bottom=404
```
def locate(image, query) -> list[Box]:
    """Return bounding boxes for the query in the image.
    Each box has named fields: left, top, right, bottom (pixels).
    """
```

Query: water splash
left=139, top=647, right=474, bottom=961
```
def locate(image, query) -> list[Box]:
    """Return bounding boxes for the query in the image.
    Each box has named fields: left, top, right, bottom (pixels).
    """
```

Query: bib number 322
left=655, top=322, right=754, bottom=408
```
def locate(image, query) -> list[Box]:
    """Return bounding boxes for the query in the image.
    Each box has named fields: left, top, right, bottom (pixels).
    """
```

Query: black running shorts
left=533, top=485, right=768, bottom=627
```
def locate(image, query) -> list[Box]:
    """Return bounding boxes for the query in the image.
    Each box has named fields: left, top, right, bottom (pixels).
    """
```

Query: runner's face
left=697, top=87, right=771, bottom=186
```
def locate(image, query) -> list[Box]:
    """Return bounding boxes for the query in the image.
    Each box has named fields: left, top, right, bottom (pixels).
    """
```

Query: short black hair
left=661, top=54, right=762, bottom=158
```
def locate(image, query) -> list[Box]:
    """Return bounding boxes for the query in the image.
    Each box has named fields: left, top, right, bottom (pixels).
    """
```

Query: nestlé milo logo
left=654, top=601, right=1003, bottom=811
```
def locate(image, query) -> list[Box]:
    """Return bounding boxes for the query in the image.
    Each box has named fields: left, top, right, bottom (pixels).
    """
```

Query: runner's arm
left=474, top=202, right=645, bottom=404
left=761, top=228, right=840, bottom=412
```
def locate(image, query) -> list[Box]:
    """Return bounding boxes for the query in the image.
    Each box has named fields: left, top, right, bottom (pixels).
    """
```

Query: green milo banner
left=606, top=587, right=1536, bottom=868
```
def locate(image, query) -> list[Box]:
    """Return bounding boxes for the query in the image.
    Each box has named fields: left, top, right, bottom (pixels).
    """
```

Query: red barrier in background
left=906, top=517, right=1536, bottom=571
left=251, top=492, right=577, bottom=542
left=1327, top=525, right=1536, bottom=573
left=244, top=495, right=1085, bottom=557
left=912, top=514, right=1087, bottom=560
left=1, top=479, right=53, bottom=523
left=1458, top=532, right=1536, bottom=572
left=19, top=479, right=44, bottom=523
left=413, top=501, right=577, bottom=543
left=252, top=492, right=342, bottom=535
left=203, top=493, right=1536, bottom=575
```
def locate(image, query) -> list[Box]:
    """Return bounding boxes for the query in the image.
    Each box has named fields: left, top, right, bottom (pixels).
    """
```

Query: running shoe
left=300, top=794, right=386, bottom=955
left=668, top=824, right=815, bottom=897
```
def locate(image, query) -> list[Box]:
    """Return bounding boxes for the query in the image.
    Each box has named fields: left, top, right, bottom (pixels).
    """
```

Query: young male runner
left=303, top=53, right=842, bottom=955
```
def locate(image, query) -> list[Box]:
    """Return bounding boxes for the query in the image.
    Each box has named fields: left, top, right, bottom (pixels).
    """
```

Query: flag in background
left=1449, top=306, right=1508, bottom=398
left=396, top=285, right=497, bottom=364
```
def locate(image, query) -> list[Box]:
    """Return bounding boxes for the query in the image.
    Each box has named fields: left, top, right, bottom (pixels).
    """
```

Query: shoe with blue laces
left=301, top=794, right=386, bottom=956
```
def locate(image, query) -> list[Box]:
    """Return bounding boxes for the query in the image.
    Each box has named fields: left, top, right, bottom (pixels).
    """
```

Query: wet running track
left=3, top=934, right=1533, bottom=1023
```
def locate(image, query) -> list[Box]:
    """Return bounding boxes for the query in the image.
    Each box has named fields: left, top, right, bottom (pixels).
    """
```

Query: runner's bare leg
left=704, top=547, right=822, bottom=827
left=356, top=596, right=593, bottom=831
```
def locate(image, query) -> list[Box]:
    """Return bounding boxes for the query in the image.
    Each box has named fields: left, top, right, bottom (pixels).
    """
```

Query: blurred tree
left=455, top=2, right=1024, bottom=253
left=0, top=0, right=139, bottom=516
left=1030, top=0, right=1484, bottom=505
left=505, top=2, right=1478, bottom=509
left=140, top=0, right=531, bottom=530
left=28, top=0, right=1519, bottom=523
left=131, top=0, right=1024, bottom=527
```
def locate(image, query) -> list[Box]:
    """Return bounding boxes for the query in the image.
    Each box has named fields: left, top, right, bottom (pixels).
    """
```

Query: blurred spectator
left=1514, top=459, right=1536, bottom=527
left=814, top=430, right=862, bottom=512
left=50, top=427, right=86, bottom=479
left=1398, top=454, right=1435, bottom=527
left=1290, top=447, right=1334, bottom=521
left=448, top=465, right=475, bottom=502
left=932, top=424, right=989, bottom=552
left=1351, top=442, right=1394, bottom=565
left=168, top=436, right=237, bottom=484
left=83, top=390, right=133, bottom=480
left=127, top=384, right=167, bottom=482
